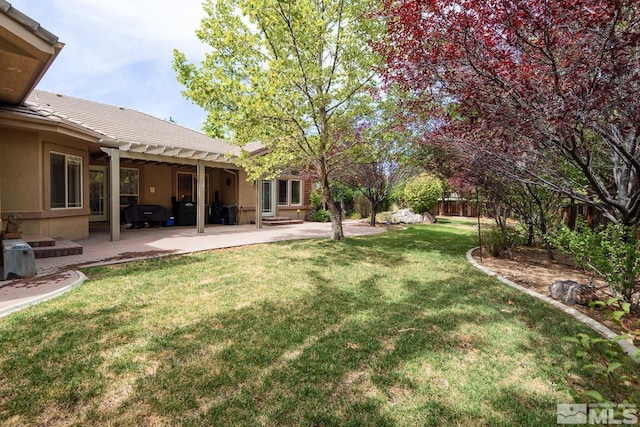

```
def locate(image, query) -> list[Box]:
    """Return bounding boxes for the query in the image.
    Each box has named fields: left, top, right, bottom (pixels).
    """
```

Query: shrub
left=551, top=220, right=640, bottom=310
left=404, top=173, right=444, bottom=215
left=376, top=211, right=392, bottom=224
left=312, top=209, right=331, bottom=222
left=548, top=299, right=639, bottom=405
left=353, top=192, right=370, bottom=218
left=310, top=191, right=323, bottom=211
left=481, top=225, right=524, bottom=257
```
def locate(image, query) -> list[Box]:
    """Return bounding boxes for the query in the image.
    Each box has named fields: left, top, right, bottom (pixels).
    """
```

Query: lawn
left=0, top=220, right=599, bottom=425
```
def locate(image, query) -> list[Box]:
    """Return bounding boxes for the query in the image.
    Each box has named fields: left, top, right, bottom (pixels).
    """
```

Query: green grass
left=0, top=222, right=600, bottom=425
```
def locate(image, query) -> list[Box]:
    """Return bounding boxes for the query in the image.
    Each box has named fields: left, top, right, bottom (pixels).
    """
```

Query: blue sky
left=9, top=0, right=209, bottom=132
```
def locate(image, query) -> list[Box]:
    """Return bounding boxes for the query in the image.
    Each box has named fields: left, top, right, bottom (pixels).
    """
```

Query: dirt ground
left=471, top=246, right=639, bottom=337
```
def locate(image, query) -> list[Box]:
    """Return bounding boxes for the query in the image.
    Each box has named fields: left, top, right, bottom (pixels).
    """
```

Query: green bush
left=376, top=211, right=392, bottom=224
left=349, top=212, right=362, bottom=220
left=551, top=220, right=640, bottom=310
left=481, top=225, right=524, bottom=257
left=310, top=191, right=323, bottom=211
left=404, top=173, right=444, bottom=215
left=549, top=299, right=639, bottom=405
left=312, top=209, right=331, bottom=222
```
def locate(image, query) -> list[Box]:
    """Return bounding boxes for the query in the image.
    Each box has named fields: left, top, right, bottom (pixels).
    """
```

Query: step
left=262, top=218, right=304, bottom=226
left=24, top=235, right=56, bottom=247
left=31, top=238, right=83, bottom=259
left=262, top=216, right=295, bottom=222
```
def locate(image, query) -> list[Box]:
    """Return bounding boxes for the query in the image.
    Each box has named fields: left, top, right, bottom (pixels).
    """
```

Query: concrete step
left=24, top=235, right=56, bottom=247
left=262, top=217, right=304, bottom=226
left=31, top=238, right=83, bottom=259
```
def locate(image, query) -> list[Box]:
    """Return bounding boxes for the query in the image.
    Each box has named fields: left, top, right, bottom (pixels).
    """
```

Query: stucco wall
left=236, top=170, right=256, bottom=224
left=0, top=126, right=91, bottom=239
left=37, top=215, right=88, bottom=240
left=141, top=163, right=173, bottom=208
left=0, top=129, right=42, bottom=212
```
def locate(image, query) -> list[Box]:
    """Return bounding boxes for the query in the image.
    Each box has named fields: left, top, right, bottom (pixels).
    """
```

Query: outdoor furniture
left=172, top=200, right=197, bottom=226
left=2, top=239, right=36, bottom=280
left=122, top=205, right=171, bottom=228
left=209, top=203, right=236, bottom=225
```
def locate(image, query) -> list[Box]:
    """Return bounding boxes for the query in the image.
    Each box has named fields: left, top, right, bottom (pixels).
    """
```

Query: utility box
left=2, top=239, right=36, bottom=280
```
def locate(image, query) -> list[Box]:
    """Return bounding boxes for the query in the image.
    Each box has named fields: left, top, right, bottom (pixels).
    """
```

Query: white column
left=256, top=180, right=262, bottom=228
left=107, top=148, right=121, bottom=241
left=197, top=160, right=206, bottom=233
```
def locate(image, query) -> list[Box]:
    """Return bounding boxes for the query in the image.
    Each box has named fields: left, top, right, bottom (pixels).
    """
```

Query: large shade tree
left=174, top=0, right=383, bottom=240
left=378, top=0, right=640, bottom=227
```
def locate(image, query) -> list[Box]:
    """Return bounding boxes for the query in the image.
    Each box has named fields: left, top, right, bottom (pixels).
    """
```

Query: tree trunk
left=327, top=196, right=344, bottom=240
left=496, top=208, right=513, bottom=259
left=319, top=167, right=344, bottom=241
left=539, top=210, right=555, bottom=261
left=370, top=202, right=378, bottom=227
left=526, top=222, right=534, bottom=247
left=526, top=183, right=555, bottom=261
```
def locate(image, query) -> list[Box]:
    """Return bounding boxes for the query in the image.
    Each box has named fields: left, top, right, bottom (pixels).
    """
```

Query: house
left=0, top=1, right=309, bottom=243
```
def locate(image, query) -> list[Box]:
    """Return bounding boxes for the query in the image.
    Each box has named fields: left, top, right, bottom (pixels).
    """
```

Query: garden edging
left=466, top=247, right=638, bottom=358
left=0, top=270, right=87, bottom=319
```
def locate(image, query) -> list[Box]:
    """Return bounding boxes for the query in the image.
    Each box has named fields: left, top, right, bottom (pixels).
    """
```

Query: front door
left=89, top=166, right=108, bottom=222
left=261, top=180, right=275, bottom=217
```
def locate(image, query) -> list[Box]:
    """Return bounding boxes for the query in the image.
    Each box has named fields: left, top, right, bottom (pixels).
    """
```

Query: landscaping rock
left=422, top=212, right=437, bottom=224
left=390, top=208, right=423, bottom=224
left=549, top=280, right=596, bottom=306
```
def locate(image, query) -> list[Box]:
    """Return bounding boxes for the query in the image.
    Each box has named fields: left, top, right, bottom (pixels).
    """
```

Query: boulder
left=422, top=212, right=437, bottom=224
left=390, top=208, right=423, bottom=224
left=549, top=280, right=596, bottom=306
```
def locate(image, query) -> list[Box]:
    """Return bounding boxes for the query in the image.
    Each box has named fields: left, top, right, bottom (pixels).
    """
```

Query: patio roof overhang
left=98, top=138, right=236, bottom=166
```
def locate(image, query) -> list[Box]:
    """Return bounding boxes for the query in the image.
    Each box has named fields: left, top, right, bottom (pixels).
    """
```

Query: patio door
left=89, top=166, right=108, bottom=222
left=261, top=180, right=275, bottom=217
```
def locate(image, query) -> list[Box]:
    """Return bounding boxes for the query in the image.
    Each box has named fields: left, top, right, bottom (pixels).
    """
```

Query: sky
left=9, top=0, right=210, bottom=132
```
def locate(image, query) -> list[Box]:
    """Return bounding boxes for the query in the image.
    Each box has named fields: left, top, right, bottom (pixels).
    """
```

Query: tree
left=380, top=0, right=640, bottom=305
left=337, top=90, right=417, bottom=226
left=348, top=157, right=413, bottom=226
left=378, top=0, right=640, bottom=228
left=404, top=173, right=444, bottom=217
left=174, top=0, right=383, bottom=240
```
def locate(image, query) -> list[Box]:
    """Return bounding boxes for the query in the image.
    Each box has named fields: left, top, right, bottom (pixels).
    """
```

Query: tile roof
left=24, top=90, right=240, bottom=159
left=0, top=1, right=59, bottom=46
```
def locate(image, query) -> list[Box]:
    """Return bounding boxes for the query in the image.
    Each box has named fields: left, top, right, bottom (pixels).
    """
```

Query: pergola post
left=197, top=160, right=206, bottom=233
left=256, top=179, right=262, bottom=228
left=106, top=148, right=121, bottom=241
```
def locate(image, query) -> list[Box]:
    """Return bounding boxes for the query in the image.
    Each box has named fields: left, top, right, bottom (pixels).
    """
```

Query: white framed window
left=120, top=167, right=139, bottom=206
left=276, top=179, right=303, bottom=206
left=177, top=172, right=209, bottom=203
left=50, top=152, right=82, bottom=209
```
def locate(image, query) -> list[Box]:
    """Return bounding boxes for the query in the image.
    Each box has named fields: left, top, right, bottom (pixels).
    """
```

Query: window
left=50, top=152, right=82, bottom=208
left=277, top=180, right=288, bottom=205
left=120, top=168, right=139, bottom=206
left=177, top=172, right=209, bottom=203
left=291, top=180, right=302, bottom=205
left=275, top=179, right=303, bottom=206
